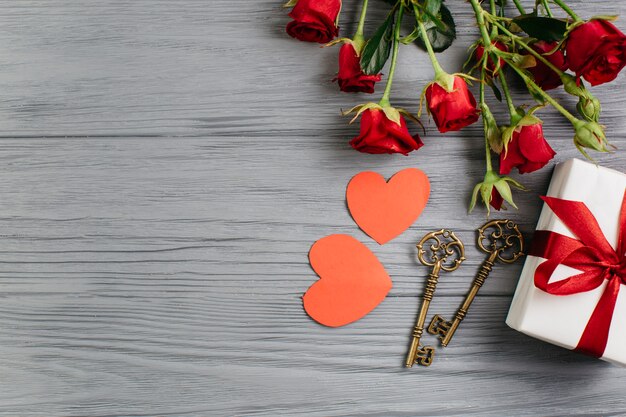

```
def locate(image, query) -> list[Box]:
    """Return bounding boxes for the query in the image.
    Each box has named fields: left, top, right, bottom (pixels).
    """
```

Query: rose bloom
left=425, top=76, right=480, bottom=133
left=286, top=0, right=341, bottom=43
left=475, top=41, right=508, bottom=75
left=525, top=41, right=568, bottom=91
left=499, top=124, right=556, bottom=175
left=336, top=43, right=382, bottom=93
left=566, top=19, right=626, bottom=86
left=350, top=109, right=423, bottom=155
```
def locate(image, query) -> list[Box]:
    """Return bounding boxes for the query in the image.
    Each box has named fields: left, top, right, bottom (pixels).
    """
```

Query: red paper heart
left=303, top=234, right=392, bottom=327
left=346, top=168, right=430, bottom=244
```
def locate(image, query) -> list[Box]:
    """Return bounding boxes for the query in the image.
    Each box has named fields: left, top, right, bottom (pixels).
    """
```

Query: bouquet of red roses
left=284, top=0, right=626, bottom=213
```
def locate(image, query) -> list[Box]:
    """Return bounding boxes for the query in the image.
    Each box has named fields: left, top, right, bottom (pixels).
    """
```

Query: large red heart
left=346, top=168, right=430, bottom=245
left=303, top=234, right=392, bottom=327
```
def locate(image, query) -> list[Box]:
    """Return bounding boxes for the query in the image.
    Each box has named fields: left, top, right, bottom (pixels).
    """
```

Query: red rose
left=425, top=76, right=480, bottom=133
left=286, top=0, right=341, bottom=44
left=350, top=108, right=423, bottom=155
left=475, top=41, right=508, bottom=75
left=499, top=123, right=556, bottom=175
left=525, top=41, right=568, bottom=91
left=566, top=19, right=626, bottom=86
left=490, top=188, right=503, bottom=211
left=335, top=43, right=382, bottom=93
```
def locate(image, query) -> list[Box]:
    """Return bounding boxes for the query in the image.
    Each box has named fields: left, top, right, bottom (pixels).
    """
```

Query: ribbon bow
left=529, top=190, right=626, bottom=357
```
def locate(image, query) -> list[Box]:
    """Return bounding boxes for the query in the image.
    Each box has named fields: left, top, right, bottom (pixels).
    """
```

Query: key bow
left=417, top=229, right=466, bottom=272
left=477, top=219, right=524, bottom=264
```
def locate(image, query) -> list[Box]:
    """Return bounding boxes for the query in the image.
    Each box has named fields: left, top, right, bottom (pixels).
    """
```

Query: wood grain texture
left=0, top=1, right=625, bottom=416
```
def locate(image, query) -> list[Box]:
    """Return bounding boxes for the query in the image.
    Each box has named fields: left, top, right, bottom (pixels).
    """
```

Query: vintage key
left=405, top=229, right=465, bottom=368
left=428, top=219, right=524, bottom=347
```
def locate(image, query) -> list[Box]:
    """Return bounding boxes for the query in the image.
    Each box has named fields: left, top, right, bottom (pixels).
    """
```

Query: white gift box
left=506, top=158, right=626, bottom=365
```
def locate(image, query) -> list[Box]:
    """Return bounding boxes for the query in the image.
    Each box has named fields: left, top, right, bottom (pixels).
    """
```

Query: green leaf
left=425, top=0, right=442, bottom=17
left=415, top=4, right=456, bottom=53
left=360, top=11, right=395, bottom=75
left=400, top=27, right=420, bottom=44
left=513, top=15, right=568, bottom=41
left=421, top=0, right=445, bottom=31
left=487, top=79, right=503, bottom=102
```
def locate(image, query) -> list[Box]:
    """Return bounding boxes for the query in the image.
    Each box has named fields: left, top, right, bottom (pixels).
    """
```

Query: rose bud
left=335, top=43, right=382, bottom=93
left=499, top=123, right=556, bottom=175
left=475, top=41, right=508, bottom=75
left=524, top=41, right=568, bottom=91
left=425, top=75, right=480, bottom=133
left=561, top=73, right=602, bottom=121
left=470, top=170, right=524, bottom=214
left=286, top=0, right=341, bottom=44
left=577, top=95, right=602, bottom=122
left=350, top=108, right=423, bottom=155
left=573, top=120, right=611, bottom=153
left=566, top=19, right=626, bottom=86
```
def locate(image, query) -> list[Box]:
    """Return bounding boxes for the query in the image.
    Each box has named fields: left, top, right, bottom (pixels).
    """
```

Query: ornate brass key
left=405, top=229, right=465, bottom=368
left=428, top=219, right=524, bottom=347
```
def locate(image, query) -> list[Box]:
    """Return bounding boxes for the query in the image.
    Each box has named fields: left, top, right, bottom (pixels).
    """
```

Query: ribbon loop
left=531, top=190, right=626, bottom=357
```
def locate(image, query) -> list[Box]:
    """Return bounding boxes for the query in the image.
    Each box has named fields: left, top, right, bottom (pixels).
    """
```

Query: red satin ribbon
left=529, top=190, right=626, bottom=357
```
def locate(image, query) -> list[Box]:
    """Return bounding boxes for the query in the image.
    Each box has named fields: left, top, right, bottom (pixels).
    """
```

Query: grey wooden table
left=1, top=1, right=626, bottom=416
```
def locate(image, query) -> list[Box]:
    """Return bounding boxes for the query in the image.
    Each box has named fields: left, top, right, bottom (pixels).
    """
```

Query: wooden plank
left=0, top=0, right=625, bottom=415
left=0, top=1, right=620, bottom=137
left=0, top=137, right=624, bottom=416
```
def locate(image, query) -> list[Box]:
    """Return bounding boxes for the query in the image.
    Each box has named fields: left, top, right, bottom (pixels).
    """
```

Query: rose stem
left=511, top=0, right=526, bottom=15
left=413, top=3, right=446, bottom=77
left=550, top=0, right=581, bottom=22
left=489, top=17, right=565, bottom=77
left=353, top=0, right=369, bottom=49
left=479, top=70, right=493, bottom=173
left=469, top=0, right=495, bottom=49
left=379, top=4, right=404, bottom=107
left=541, top=0, right=554, bottom=17
left=488, top=0, right=518, bottom=123
left=471, top=0, right=496, bottom=175
left=499, top=71, right=520, bottom=124
left=505, top=57, right=579, bottom=125
left=482, top=0, right=512, bottom=125
left=489, top=0, right=498, bottom=36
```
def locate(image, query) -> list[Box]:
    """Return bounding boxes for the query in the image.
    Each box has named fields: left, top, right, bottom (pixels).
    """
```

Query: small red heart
left=347, top=168, right=430, bottom=245
left=303, top=234, right=392, bottom=327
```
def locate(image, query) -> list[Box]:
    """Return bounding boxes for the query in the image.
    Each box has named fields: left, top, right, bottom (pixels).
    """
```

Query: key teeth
left=416, top=345, right=435, bottom=367
left=427, top=314, right=452, bottom=341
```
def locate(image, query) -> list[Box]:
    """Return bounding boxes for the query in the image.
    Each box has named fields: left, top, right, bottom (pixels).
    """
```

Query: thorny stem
left=499, top=70, right=518, bottom=122
left=551, top=0, right=581, bottom=21
left=506, top=59, right=579, bottom=125
left=489, top=0, right=498, bottom=36
left=469, top=0, right=494, bottom=48
left=354, top=0, right=369, bottom=41
left=512, top=0, right=526, bottom=15
left=414, top=3, right=445, bottom=76
left=380, top=4, right=404, bottom=106
left=541, top=0, right=554, bottom=17
left=471, top=0, right=495, bottom=174
left=489, top=17, right=565, bottom=77
left=480, top=70, right=493, bottom=172
left=487, top=0, right=514, bottom=120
